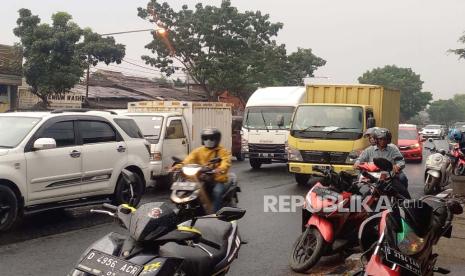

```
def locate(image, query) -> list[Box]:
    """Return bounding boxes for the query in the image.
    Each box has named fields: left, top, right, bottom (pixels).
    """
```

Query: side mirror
left=33, top=138, right=56, bottom=150
left=373, top=157, right=393, bottom=172
left=367, top=117, right=376, bottom=129
left=165, top=126, right=175, bottom=138
left=216, top=207, right=246, bottom=222
left=276, top=115, right=285, bottom=127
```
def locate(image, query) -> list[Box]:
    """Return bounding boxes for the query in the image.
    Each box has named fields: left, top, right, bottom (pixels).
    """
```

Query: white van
left=126, top=101, right=232, bottom=184
left=241, top=87, right=306, bottom=169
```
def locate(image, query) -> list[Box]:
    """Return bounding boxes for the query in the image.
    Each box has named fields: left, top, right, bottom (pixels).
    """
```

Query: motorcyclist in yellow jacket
left=174, top=128, right=232, bottom=212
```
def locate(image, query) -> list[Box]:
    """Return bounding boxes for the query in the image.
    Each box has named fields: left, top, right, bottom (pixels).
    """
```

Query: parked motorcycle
left=170, top=157, right=240, bottom=219
left=289, top=160, right=404, bottom=273
left=357, top=187, right=463, bottom=276
left=450, top=143, right=465, bottom=176
left=68, top=201, right=246, bottom=276
left=424, top=138, right=453, bottom=195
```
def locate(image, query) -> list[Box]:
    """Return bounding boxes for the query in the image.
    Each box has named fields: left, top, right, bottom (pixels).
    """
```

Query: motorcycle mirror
left=209, top=157, right=222, bottom=164
left=428, top=138, right=434, bottom=143
left=373, top=157, right=393, bottom=172
left=448, top=200, right=464, bottom=215
left=216, top=207, right=246, bottom=222
left=172, top=156, right=182, bottom=163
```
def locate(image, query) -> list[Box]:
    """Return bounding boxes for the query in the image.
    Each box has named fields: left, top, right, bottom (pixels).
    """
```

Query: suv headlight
left=287, top=144, right=303, bottom=161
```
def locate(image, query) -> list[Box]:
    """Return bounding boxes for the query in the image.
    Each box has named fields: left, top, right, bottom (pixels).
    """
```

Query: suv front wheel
left=113, top=172, right=144, bottom=207
left=0, top=185, right=19, bottom=232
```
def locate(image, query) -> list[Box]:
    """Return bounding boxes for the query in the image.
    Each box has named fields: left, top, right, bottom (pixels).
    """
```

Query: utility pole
left=186, top=72, right=190, bottom=96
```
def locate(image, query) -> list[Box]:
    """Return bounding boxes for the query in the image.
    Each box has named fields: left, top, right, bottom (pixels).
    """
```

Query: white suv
left=0, top=109, right=150, bottom=231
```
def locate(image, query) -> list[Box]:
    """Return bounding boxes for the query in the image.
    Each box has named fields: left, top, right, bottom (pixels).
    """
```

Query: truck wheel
left=113, top=172, right=144, bottom=207
left=295, top=173, right=310, bottom=186
left=235, top=153, right=245, bottom=161
left=0, top=186, right=19, bottom=232
left=249, top=158, right=262, bottom=169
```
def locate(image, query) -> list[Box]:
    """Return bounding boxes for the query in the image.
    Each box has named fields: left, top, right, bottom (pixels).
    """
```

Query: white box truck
left=242, top=87, right=306, bottom=169
left=126, top=101, right=232, bottom=184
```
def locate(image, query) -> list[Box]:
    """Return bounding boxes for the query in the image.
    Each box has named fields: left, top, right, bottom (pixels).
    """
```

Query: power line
left=122, top=59, right=161, bottom=72
left=100, top=29, right=153, bottom=36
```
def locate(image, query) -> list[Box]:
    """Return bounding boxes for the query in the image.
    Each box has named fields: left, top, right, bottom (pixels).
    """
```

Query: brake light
left=151, top=151, right=162, bottom=161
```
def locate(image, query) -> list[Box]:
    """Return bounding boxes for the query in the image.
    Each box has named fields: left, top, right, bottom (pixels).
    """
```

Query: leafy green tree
left=358, top=65, right=432, bottom=121
left=138, top=0, right=325, bottom=100
left=427, top=99, right=463, bottom=125
left=450, top=32, right=465, bottom=59
left=14, top=9, right=125, bottom=107
left=452, top=94, right=465, bottom=115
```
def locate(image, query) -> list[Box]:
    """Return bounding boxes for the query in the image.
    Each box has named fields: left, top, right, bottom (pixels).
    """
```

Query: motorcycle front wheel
left=289, top=227, right=325, bottom=273
left=424, top=174, right=439, bottom=195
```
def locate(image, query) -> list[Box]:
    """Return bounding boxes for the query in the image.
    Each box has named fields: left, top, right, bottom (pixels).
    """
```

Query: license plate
left=313, top=165, right=331, bottom=171
left=384, top=246, right=421, bottom=275
left=260, top=153, right=273, bottom=157
left=77, top=250, right=143, bottom=276
left=171, top=181, right=197, bottom=191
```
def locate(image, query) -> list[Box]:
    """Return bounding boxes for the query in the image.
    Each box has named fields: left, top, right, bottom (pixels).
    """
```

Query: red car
left=398, top=125, right=423, bottom=162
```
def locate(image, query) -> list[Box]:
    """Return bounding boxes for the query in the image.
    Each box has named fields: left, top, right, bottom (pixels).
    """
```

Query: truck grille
left=300, top=150, right=348, bottom=164
left=248, top=143, right=285, bottom=153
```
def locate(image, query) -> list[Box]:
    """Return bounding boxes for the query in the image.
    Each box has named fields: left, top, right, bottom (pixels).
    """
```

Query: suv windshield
left=425, top=125, right=441, bottom=129
left=0, top=116, right=41, bottom=148
left=244, top=106, right=294, bottom=130
left=128, top=115, right=163, bottom=143
left=291, top=105, right=363, bottom=139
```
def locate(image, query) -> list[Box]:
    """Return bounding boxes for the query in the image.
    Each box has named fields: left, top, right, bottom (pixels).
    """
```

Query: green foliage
left=358, top=65, right=432, bottom=121
left=427, top=99, right=463, bottom=125
left=452, top=94, right=465, bottom=115
left=138, top=0, right=325, bottom=100
left=13, top=9, right=125, bottom=107
left=450, top=32, right=465, bottom=59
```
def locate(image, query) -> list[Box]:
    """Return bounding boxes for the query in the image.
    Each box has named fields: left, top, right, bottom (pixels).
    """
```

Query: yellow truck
left=287, top=84, right=400, bottom=185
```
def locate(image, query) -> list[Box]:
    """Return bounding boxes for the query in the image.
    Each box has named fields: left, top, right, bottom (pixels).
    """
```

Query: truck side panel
left=380, top=88, right=401, bottom=144
left=191, top=106, right=232, bottom=150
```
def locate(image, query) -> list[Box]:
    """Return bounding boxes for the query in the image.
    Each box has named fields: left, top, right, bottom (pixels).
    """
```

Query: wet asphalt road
left=0, top=140, right=463, bottom=276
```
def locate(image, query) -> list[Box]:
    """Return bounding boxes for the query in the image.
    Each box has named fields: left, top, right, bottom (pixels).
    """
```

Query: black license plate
left=77, top=250, right=143, bottom=276
left=384, top=246, right=421, bottom=275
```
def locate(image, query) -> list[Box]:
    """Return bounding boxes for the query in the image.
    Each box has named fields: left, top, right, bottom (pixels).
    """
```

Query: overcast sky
left=2, top=0, right=465, bottom=99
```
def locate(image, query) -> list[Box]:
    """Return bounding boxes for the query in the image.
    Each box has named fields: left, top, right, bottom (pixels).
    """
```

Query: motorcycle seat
left=159, top=219, right=233, bottom=276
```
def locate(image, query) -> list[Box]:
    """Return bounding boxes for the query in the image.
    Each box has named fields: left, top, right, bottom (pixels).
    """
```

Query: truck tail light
left=151, top=151, right=162, bottom=161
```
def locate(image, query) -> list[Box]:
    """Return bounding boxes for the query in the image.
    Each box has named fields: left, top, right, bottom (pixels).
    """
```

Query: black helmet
left=201, top=128, right=221, bottom=148
left=374, top=128, right=392, bottom=144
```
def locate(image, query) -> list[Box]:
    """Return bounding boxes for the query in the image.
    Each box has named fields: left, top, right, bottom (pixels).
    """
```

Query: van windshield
left=127, top=115, right=164, bottom=143
left=244, top=106, right=294, bottom=130
left=0, top=116, right=41, bottom=148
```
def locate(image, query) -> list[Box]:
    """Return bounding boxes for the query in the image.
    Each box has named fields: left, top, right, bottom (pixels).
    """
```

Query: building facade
left=0, top=44, right=22, bottom=112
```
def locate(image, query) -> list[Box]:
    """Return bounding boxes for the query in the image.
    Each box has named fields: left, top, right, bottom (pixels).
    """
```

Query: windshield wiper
left=325, top=127, right=360, bottom=135
left=260, top=110, right=269, bottom=132
left=295, top=125, right=327, bottom=133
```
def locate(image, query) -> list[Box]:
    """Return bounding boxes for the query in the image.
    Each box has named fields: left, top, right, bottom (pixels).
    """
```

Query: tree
left=452, top=94, right=465, bottom=115
left=14, top=9, right=125, bottom=107
left=427, top=99, right=463, bottom=125
left=358, top=65, right=432, bottom=121
left=138, top=0, right=325, bottom=100
left=450, top=32, right=465, bottom=59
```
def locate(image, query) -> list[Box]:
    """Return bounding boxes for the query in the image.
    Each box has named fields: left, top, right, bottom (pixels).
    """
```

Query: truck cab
left=241, top=87, right=306, bottom=169
left=287, top=84, right=400, bottom=185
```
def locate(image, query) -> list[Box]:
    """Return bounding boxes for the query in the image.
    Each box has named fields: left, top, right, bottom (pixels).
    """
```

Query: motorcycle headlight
left=288, top=146, right=303, bottom=161
left=397, top=218, right=426, bottom=255
left=182, top=165, right=202, bottom=176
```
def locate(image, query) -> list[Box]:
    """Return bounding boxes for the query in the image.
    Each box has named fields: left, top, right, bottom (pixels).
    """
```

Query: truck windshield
left=291, top=106, right=363, bottom=139
left=127, top=115, right=163, bottom=143
left=0, top=116, right=41, bottom=148
left=244, top=106, right=294, bottom=130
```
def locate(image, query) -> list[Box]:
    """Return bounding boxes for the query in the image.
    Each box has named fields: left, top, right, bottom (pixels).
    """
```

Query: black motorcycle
left=69, top=171, right=246, bottom=276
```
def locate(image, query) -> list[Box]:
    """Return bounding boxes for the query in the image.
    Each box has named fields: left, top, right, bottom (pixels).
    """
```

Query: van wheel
left=113, top=172, right=144, bottom=207
left=295, top=173, right=310, bottom=186
left=249, top=158, right=262, bottom=169
left=0, top=186, right=19, bottom=232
